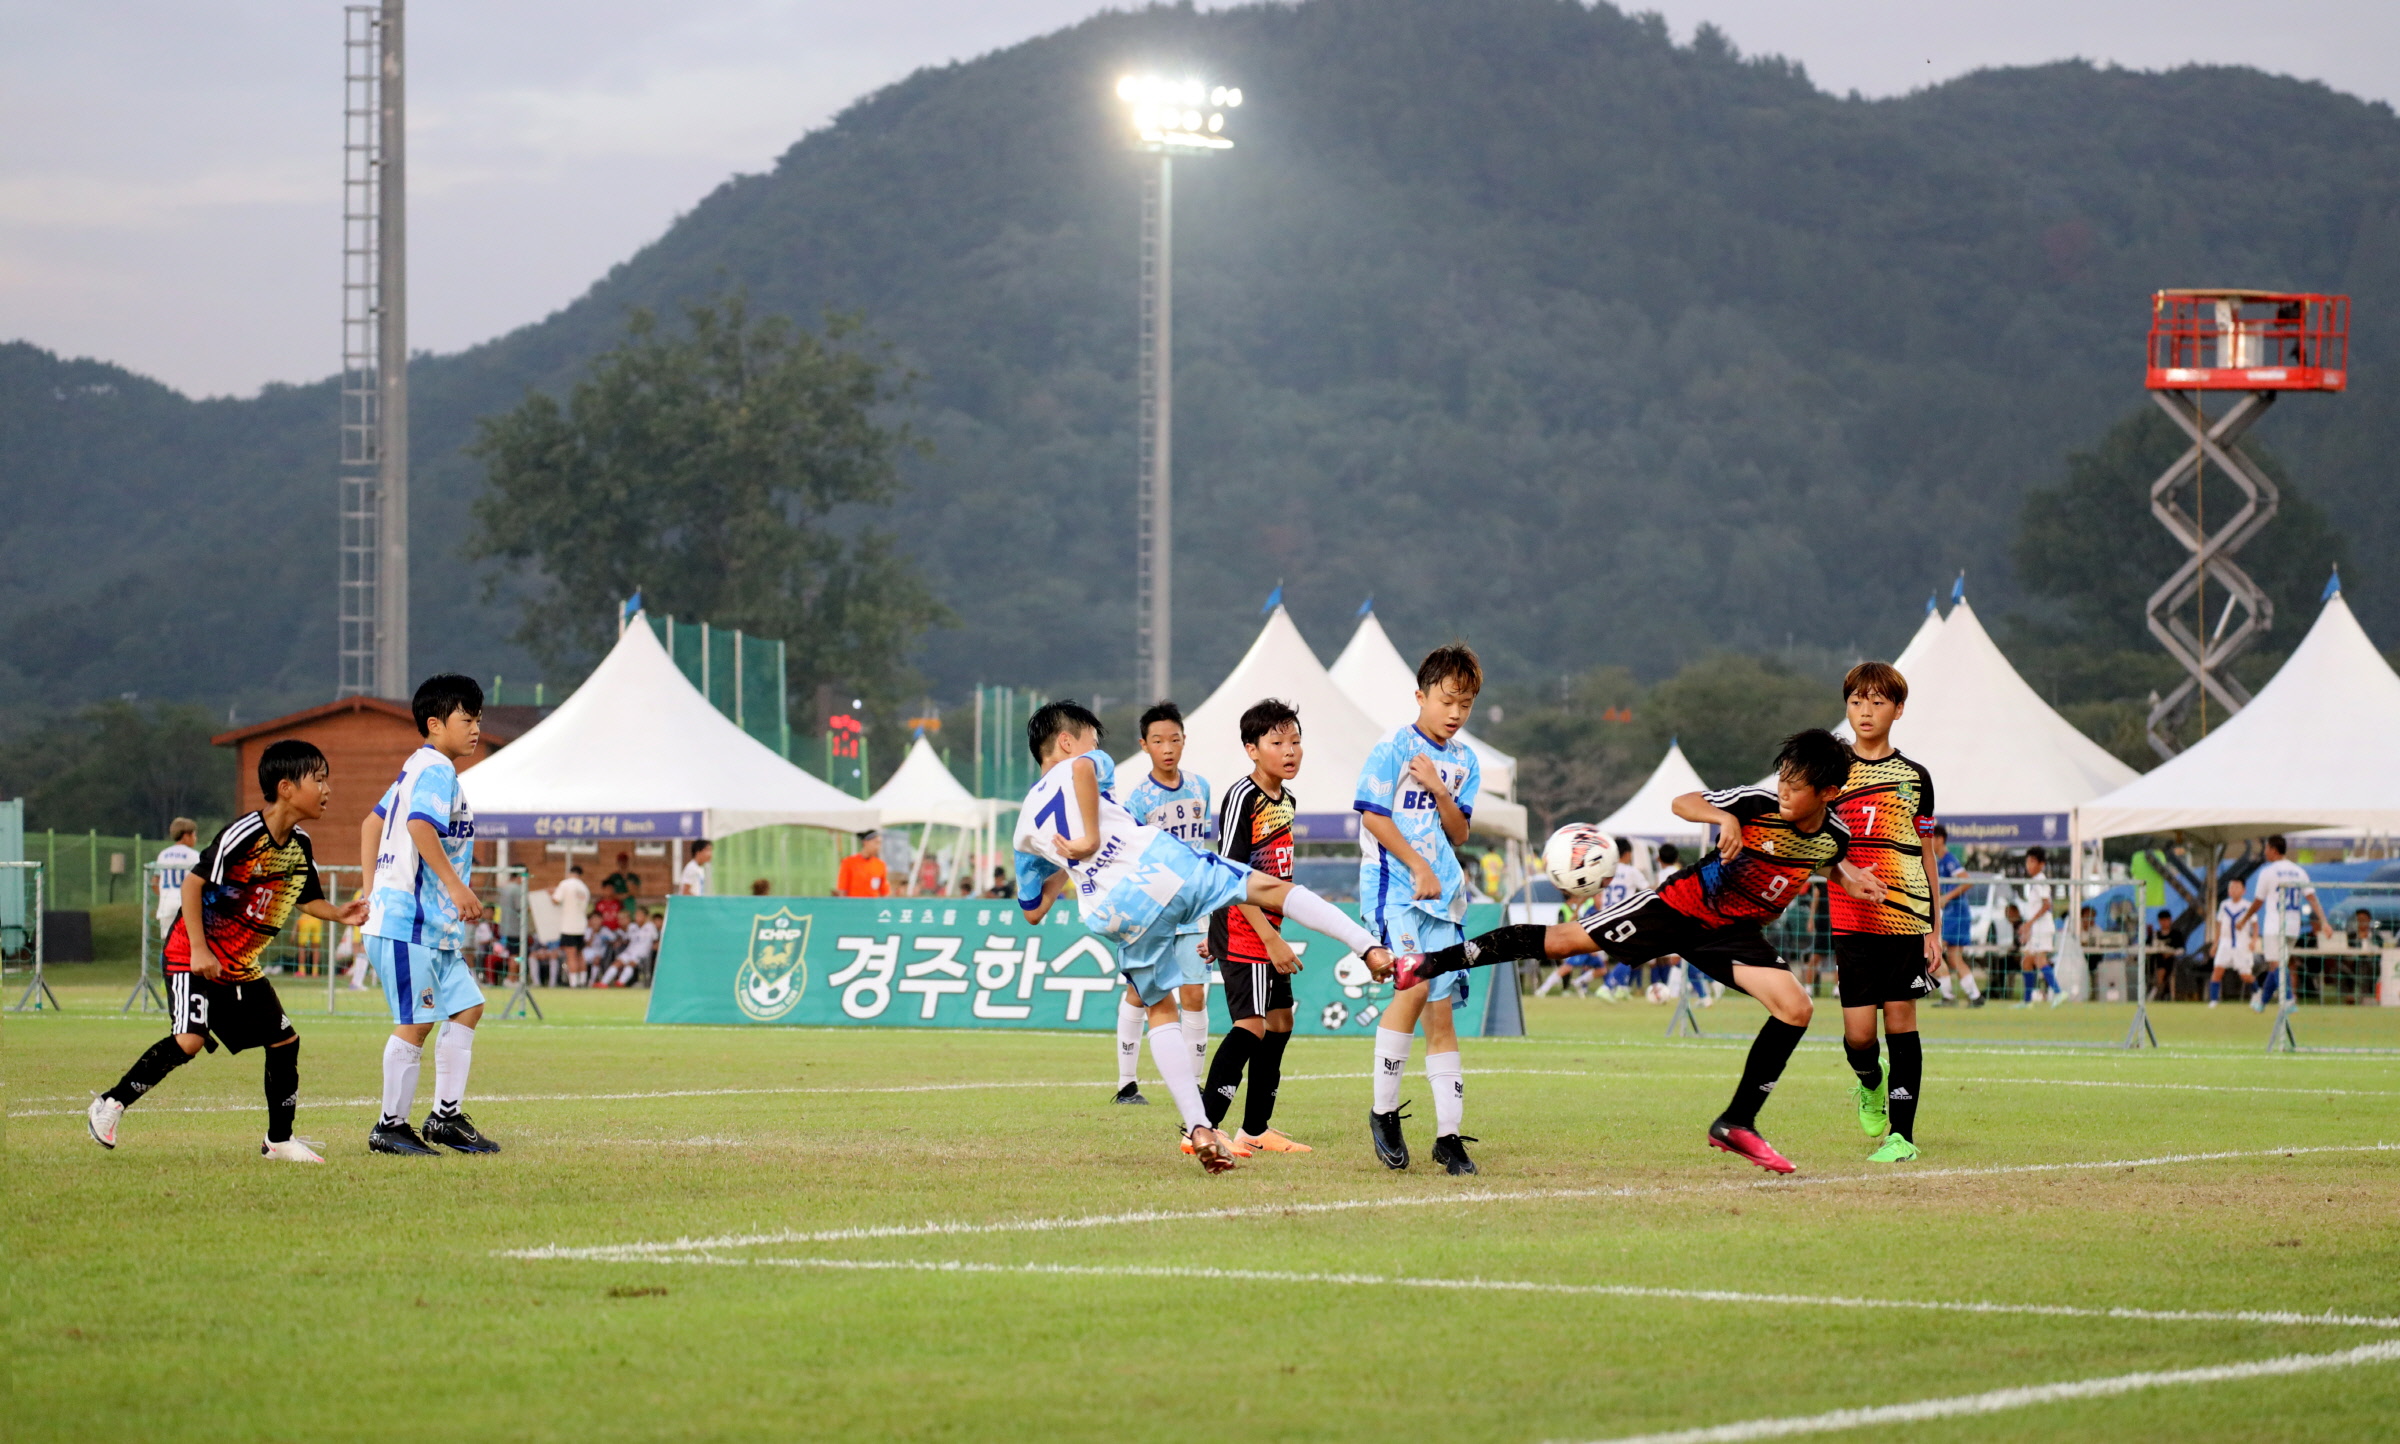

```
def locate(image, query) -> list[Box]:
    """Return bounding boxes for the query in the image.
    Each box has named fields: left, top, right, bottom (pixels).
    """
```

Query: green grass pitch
left=10, top=972, right=2398, bottom=1442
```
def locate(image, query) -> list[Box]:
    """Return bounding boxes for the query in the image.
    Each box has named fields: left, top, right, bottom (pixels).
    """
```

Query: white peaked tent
left=1892, top=598, right=1945, bottom=675
left=1329, top=609, right=1519, bottom=800
left=1598, top=739, right=1711, bottom=842
left=1137, top=606, right=1526, bottom=841
left=2080, top=586, right=2400, bottom=841
left=462, top=612, right=879, bottom=839
left=867, top=736, right=1000, bottom=830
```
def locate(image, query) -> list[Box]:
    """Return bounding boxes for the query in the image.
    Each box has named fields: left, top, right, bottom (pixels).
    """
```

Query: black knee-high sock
left=1203, top=1027, right=1258, bottom=1127
left=1886, top=1031, right=1922, bottom=1141
left=1426, top=924, right=1550, bottom=975
left=263, top=1039, right=299, bottom=1143
left=105, top=1036, right=192, bottom=1106
left=1844, top=1038, right=1882, bottom=1090
left=1241, top=1029, right=1292, bottom=1136
left=1723, top=1017, right=1808, bottom=1130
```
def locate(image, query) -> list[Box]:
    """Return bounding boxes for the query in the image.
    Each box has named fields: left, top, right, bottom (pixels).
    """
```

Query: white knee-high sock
left=1179, top=1006, right=1209, bottom=1074
left=1275, top=883, right=1380, bottom=956
left=1427, top=1050, right=1464, bottom=1136
left=433, top=1023, right=474, bottom=1115
left=1115, top=997, right=1146, bottom=1086
left=380, top=1035, right=422, bottom=1125
left=1148, top=1023, right=1210, bottom=1131
left=1372, top=1027, right=1413, bottom=1114
left=1961, top=969, right=1982, bottom=1000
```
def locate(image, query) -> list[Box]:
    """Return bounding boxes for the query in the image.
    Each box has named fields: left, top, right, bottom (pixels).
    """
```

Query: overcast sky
left=4, top=1, right=2391, bottom=399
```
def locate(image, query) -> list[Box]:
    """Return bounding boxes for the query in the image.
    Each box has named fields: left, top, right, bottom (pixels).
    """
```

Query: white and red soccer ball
left=1542, top=824, right=1618, bottom=900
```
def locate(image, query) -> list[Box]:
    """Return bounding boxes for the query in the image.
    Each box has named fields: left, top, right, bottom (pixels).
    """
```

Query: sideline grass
left=8, top=979, right=2397, bottom=1441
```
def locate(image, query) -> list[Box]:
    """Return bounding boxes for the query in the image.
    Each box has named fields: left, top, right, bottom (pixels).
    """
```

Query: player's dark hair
left=1027, top=700, right=1104, bottom=762
left=1843, top=660, right=1908, bottom=706
left=2266, top=834, right=2288, bottom=854
left=1416, top=643, right=1483, bottom=697
left=1774, top=729, right=1849, bottom=792
left=694, top=838, right=712, bottom=853
left=412, top=672, right=484, bottom=735
left=1931, top=822, right=1949, bottom=839
left=257, top=739, right=329, bottom=801
left=1239, top=697, right=1301, bottom=746
left=1657, top=842, right=1680, bottom=866
left=1615, top=835, right=1633, bottom=858
left=1138, top=701, right=1184, bottom=737
left=2025, top=845, right=2046, bottom=865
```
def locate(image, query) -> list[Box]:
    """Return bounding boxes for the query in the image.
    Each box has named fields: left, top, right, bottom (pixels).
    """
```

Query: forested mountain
left=5, top=0, right=2395, bottom=724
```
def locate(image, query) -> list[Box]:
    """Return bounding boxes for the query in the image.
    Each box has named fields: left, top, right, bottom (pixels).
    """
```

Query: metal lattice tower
left=2140, top=290, right=2348, bottom=758
left=1134, top=156, right=1173, bottom=706
left=339, top=3, right=408, bottom=699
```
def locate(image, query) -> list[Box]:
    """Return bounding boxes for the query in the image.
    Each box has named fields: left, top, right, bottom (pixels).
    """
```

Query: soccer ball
left=1646, top=982, right=1671, bottom=1004
left=1542, top=824, right=1617, bottom=899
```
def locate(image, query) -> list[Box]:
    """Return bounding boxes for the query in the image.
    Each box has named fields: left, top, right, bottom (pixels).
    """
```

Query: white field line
left=510, top=1252, right=2400, bottom=1333
left=498, top=1142, right=2398, bottom=1260
left=1558, top=1337, right=2400, bottom=1443
left=24, top=1066, right=2396, bottom=1118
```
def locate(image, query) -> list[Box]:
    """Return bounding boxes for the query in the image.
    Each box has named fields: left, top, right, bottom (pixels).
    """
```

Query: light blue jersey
left=1118, top=767, right=1214, bottom=937
left=1355, top=722, right=1482, bottom=940
left=1012, top=753, right=1248, bottom=952
left=363, top=746, right=477, bottom=952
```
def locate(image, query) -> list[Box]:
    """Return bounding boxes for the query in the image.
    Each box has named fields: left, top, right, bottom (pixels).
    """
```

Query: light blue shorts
left=369, top=936, right=485, bottom=1026
left=1379, top=913, right=1470, bottom=1005
left=1119, top=929, right=1213, bottom=1006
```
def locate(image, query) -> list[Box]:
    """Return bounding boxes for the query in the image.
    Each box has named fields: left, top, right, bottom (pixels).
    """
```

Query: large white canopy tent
left=1328, top=608, right=1519, bottom=801
left=1131, top=606, right=1527, bottom=843
left=463, top=612, right=880, bottom=854
left=2079, top=583, right=2400, bottom=843
left=866, top=735, right=1014, bottom=890
left=1598, top=739, right=1712, bottom=844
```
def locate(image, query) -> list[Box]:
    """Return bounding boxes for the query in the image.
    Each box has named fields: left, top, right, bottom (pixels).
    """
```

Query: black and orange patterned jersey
left=1657, top=787, right=1849, bottom=927
left=161, top=812, right=325, bottom=983
left=1210, top=776, right=1296, bottom=965
left=1827, top=750, right=1936, bottom=935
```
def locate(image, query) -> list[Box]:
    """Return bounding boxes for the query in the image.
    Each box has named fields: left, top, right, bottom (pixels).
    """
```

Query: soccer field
left=11, top=979, right=2398, bottom=1442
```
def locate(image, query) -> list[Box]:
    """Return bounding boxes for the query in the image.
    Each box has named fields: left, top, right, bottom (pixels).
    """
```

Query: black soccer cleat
left=1370, top=1105, right=1412, bottom=1170
left=422, top=1110, right=501, bottom=1154
left=369, top=1119, right=440, bottom=1156
left=1430, top=1133, right=1479, bottom=1176
left=1112, top=1082, right=1150, bottom=1106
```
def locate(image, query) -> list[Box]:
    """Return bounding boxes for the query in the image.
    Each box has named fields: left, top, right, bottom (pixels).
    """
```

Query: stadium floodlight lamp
left=1116, top=74, right=1237, bottom=152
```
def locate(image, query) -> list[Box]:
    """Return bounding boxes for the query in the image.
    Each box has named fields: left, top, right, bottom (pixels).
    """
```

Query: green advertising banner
left=646, top=896, right=1511, bottom=1036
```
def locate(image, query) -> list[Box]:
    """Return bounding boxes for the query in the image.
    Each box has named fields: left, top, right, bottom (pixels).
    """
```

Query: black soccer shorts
left=1219, top=954, right=1296, bottom=1021
left=1833, top=932, right=1936, bottom=1008
left=1575, top=893, right=1785, bottom=995
left=168, top=972, right=296, bottom=1053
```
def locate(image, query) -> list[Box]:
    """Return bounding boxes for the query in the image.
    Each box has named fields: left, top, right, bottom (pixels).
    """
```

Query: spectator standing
left=602, top=851, right=643, bottom=905
left=985, top=866, right=1010, bottom=899
left=835, top=832, right=890, bottom=898
left=914, top=851, right=943, bottom=897
left=2207, top=877, right=2257, bottom=1009
left=2244, top=835, right=2333, bottom=1012
left=2149, top=907, right=2188, bottom=1000
left=553, top=865, right=591, bottom=987
left=678, top=839, right=713, bottom=898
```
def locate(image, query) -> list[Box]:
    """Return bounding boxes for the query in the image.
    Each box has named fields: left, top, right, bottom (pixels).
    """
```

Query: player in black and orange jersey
left=1199, top=698, right=1313, bottom=1155
left=1390, top=730, right=1889, bottom=1173
left=1828, top=661, right=1942, bottom=1164
left=87, top=740, right=370, bottom=1161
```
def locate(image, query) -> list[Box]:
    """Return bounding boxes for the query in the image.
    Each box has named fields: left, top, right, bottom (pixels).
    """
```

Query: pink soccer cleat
left=1707, top=1118, right=1795, bottom=1174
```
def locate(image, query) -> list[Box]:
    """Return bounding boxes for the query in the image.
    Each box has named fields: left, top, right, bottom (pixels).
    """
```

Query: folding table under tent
left=865, top=736, right=1015, bottom=893
left=1328, top=608, right=1519, bottom=804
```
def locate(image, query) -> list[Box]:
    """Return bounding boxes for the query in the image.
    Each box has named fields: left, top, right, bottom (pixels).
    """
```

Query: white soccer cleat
left=260, top=1137, right=326, bottom=1163
left=87, top=1096, right=124, bottom=1149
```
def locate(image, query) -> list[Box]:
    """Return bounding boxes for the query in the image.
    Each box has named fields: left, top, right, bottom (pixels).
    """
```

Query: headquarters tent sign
left=649, top=897, right=1509, bottom=1035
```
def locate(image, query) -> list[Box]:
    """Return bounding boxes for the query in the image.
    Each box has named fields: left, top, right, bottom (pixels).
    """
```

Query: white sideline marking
left=1557, top=1337, right=2400, bottom=1443
left=498, top=1142, right=2397, bottom=1260
left=512, top=1252, right=2400, bottom=1332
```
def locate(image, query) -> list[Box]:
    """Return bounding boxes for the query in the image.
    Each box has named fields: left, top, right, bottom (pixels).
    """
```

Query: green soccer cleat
left=1867, top=1134, right=1919, bottom=1163
left=1852, top=1080, right=1889, bottom=1138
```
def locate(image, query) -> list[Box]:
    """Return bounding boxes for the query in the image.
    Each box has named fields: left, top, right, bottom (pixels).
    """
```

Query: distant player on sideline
left=88, top=742, right=370, bottom=1160
left=1827, top=662, right=1941, bottom=1163
left=1014, top=701, right=1397, bottom=1173
left=2013, top=847, right=2061, bottom=1006
left=2207, top=877, right=2257, bottom=1009
left=1928, top=824, right=1982, bottom=1005
left=1202, top=698, right=1313, bottom=1155
left=359, top=674, right=500, bottom=1156
left=154, top=817, right=199, bottom=939
left=679, top=839, right=713, bottom=897
left=2244, top=836, right=2333, bottom=1014
left=1113, top=701, right=1215, bottom=1102
left=1392, top=730, right=1887, bottom=1173
left=1357, top=644, right=1486, bottom=1175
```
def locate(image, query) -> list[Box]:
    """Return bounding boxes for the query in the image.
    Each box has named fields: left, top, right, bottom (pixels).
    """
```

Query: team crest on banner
left=734, top=908, right=811, bottom=1020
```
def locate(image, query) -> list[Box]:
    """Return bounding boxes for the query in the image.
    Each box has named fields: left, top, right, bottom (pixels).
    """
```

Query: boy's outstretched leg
left=89, top=1032, right=201, bottom=1148
left=1708, top=964, right=1811, bottom=1174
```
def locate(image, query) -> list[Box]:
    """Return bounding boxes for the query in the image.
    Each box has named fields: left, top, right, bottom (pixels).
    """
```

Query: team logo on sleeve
left=734, top=908, right=812, bottom=1020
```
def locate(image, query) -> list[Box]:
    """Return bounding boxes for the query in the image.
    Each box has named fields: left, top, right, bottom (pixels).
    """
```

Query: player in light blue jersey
left=1110, top=701, right=1217, bottom=1100
left=1014, top=702, right=1396, bottom=1173
left=1355, top=643, right=1485, bottom=1175
left=357, top=674, right=499, bottom=1158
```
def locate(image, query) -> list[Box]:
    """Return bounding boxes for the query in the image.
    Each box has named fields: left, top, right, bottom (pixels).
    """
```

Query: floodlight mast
left=339, top=2, right=409, bottom=699
left=1119, top=76, right=1238, bottom=706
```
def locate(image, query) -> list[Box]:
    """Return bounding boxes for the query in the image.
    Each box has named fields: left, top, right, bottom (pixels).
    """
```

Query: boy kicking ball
left=1392, top=730, right=1886, bottom=1173
left=1014, top=702, right=1399, bottom=1173
left=88, top=740, right=370, bottom=1161
left=358, top=674, right=500, bottom=1157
